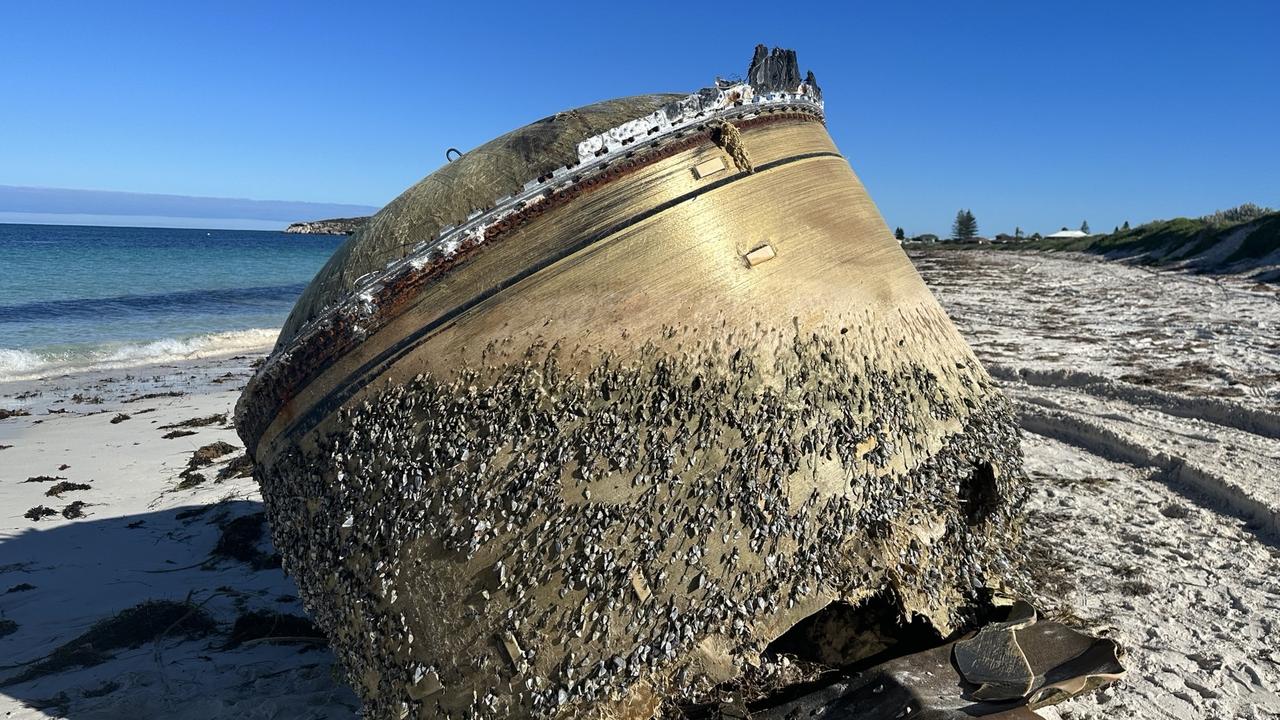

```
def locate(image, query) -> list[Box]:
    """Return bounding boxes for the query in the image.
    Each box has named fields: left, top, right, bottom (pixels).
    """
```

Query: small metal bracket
left=692, top=156, right=727, bottom=180
left=744, top=243, right=777, bottom=267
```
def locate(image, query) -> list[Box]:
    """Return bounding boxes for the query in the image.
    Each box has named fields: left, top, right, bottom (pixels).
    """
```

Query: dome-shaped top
left=278, top=94, right=684, bottom=347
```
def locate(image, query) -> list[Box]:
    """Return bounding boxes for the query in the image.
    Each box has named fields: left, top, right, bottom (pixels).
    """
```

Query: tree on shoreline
left=1081, top=220, right=1091, bottom=234
left=894, top=227, right=906, bottom=241
left=952, top=209, right=978, bottom=240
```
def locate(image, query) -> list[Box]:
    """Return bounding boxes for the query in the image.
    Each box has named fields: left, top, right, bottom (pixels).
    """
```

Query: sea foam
left=0, top=328, right=278, bottom=382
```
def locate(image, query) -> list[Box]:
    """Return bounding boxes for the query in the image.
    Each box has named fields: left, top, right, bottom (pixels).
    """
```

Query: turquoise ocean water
left=0, top=223, right=343, bottom=380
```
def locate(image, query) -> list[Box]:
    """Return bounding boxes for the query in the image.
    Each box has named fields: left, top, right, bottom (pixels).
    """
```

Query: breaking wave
left=0, top=328, right=278, bottom=382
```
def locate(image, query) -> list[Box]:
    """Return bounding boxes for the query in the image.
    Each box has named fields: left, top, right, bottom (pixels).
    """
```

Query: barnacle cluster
left=255, top=322, right=1025, bottom=718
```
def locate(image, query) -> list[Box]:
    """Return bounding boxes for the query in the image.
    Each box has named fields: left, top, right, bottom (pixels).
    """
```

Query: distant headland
left=284, top=217, right=369, bottom=235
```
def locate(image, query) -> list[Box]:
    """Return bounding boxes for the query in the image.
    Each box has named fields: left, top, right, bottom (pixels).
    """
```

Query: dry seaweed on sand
left=0, top=619, right=16, bottom=639
left=174, top=505, right=212, bottom=521
left=5, top=583, right=36, bottom=594
left=223, top=610, right=326, bottom=648
left=22, top=475, right=65, bottom=483
left=1, top=599, right=217, bottom=686
left=23, top=506, right=58, bottom=521
left=159, top=413, right=227, bottom=429
left=0, top=408, right=30, bottom=420
left=211, top=513, right=281, bottom=570
left=161, top=429, right=197, bottom=439
left=109, top=413, right=130, bottom=424
left=186, top=441, right=238, bottom=470
left=44, top=481, right=91, bottom=498
left=175, top=472, right=208, bottom=490
left=121, top=390, right=184, bottom=403
left=215, top=454, right=254, bottom=480
left=61, top=501, right=88, bottom=519
left=80, top=680, right=120, bottom=698
left=175, top=441, right=239, bottom=489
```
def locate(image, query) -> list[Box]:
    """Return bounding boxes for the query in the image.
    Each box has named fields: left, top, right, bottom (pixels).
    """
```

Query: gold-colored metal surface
left=241, top=113, right=1026, bottom=720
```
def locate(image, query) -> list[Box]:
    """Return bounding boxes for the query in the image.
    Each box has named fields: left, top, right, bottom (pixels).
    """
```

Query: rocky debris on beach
left=284, top=217, right=369, bottom=235
left=0, top=408, right=30, bottom=420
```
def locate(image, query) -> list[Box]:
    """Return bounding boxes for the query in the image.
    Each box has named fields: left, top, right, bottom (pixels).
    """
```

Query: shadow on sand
left=0, top=500, right=358, bottom=718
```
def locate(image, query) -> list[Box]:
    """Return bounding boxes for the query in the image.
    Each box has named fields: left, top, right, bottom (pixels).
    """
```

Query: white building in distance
left=1045, top=229, right=1090, bottom=240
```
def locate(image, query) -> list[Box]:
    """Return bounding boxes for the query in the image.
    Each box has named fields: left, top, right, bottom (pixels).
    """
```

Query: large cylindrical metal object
left=237, top=48, right=1025, bottom=719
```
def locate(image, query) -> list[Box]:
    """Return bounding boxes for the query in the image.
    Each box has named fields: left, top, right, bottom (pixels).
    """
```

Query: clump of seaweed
left=45, top=481, right=91, bottom=498
left=175, top=441, right=239, bottom=489
left=176, top=472, right=208, bottom=490
left=224, top=609, right=326, bottom=648
left=216, top=454, right=255, bottom=480
left=187, top=441, right=238, bottom=470
left=81, top=680, right=120, bottom=698
left=160, top=413, right=227, bottom=430
left=61, top=501, right=88, bottom=520
left=2, top=599, right=217, bottom=685
left=122, top=391, right=184, bottom=403
left=211, top=513, right=280, bottom=570
left=23, top=506, right=58, bottom=521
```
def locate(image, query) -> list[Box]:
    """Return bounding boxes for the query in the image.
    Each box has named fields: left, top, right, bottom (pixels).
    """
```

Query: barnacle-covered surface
left=257, top=323, right=1024, bottom=718
left=239, top=46, right=1028, bottom=720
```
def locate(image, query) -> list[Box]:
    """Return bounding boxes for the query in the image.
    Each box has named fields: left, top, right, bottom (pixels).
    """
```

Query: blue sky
left=1, top=1, right=1276, bottom=236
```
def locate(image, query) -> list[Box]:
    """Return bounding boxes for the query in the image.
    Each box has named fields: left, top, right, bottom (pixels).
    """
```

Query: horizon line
left=0, top=184, right=380, bottom=226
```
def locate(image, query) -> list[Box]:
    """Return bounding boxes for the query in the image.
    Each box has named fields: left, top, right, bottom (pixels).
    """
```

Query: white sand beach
left=0, top=349, right=359, bottom=718
left=1, top=249, right=1277, bottom=718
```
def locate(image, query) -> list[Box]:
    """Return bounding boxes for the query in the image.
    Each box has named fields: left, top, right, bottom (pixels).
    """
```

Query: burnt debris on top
left=746, top=44, right=820, bottom=98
